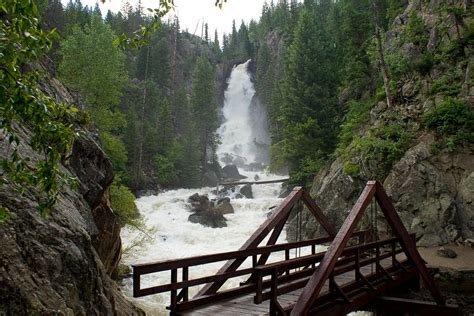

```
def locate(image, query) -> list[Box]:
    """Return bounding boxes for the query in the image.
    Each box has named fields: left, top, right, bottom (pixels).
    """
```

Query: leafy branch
left=1, top=0, right=78, bottom=217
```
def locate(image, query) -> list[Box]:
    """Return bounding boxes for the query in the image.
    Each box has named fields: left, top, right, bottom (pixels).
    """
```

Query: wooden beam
left=196, top=187, right=304, bottom=296
left=371, top=296, right=459, bottom=315
left=290, top=181, right=377, bottom=316
left=301, top=188, right=337, bottom=237
left=374, top=181, right=445, bottom=305
left=219, top=178, right=290, bottom=186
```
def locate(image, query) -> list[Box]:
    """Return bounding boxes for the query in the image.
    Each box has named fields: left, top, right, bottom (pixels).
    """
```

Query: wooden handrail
left=133, top=235, right=333, bottom=274
left=253, top=235, right=409, bottom=305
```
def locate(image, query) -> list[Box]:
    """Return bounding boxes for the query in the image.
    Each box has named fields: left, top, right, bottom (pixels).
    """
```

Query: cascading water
left=120, top=60, right=285, bottom=315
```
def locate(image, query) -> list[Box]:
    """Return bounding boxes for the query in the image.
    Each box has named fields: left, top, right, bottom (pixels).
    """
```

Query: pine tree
left=274, top=3, right=339, bottom=184
left=190, top=52, right=218, bottom=173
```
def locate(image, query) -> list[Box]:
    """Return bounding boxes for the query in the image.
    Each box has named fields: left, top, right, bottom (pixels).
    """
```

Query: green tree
left=190, top=52, right=219, bottom=173
left=59, top=15, right=129, bottom=178
left=273, top=3, right=338, bottom=185
left=59, top=15, right=127, bottom=109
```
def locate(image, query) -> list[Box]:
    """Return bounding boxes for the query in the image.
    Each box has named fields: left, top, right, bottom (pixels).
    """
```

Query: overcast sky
left=75, top=0, right=267, bottom=39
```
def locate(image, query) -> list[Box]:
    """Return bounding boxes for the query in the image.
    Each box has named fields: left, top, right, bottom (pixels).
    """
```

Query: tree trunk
left=137, top=45, right=150, bottom=186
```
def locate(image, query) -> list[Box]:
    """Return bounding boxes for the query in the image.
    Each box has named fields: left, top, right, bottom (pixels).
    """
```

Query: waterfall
left=217, top=59, right=270, bottom=168
left=120, top=61, right=284, bottom=315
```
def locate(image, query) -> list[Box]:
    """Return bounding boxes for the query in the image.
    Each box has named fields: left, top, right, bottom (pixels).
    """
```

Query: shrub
left=343, top=162, right=360, bottom=178
left=385, top=51, right=410, bottom=80
left=406, top=11, right=428, bottom=46
left=423, top=97, right=474, bottom=151
left=342, top=122, right=415, bottom=180
left=429, top=70, right=462, bottom=97
left=337, top=100, right=374, bottom=151
left=414, top=52, right=434, bottom=75
left=109, top=182, right=142, bottom=228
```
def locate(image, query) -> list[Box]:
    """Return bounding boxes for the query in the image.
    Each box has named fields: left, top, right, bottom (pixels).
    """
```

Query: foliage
left=101, top=131, right=128, bottom=172
left=429, top=69, right=462, bottom=97
left=342, top=122, right=415, bottom=179
left=113, top=0, right=175, bottom=49
left=153, top=154, right=176, bottom=185
left=59, top=15, right=127, bottom=109
left=337, top=100, right=374, bottom=152
left=190, top=52, right=219, bottom=172
left=1, top=0, right=77, bottom=216
left=405, top=10, right=428, bottom=46
left=386, top=0, right=408, bottom=22
left=0, top=207, right=10, bottom=222
left=423, top=98, right=474, bottom=151
left=109, top=181, right=142, bottom=228
left=385, top=50, right=410, bottom=80
left=272, top=3, right=339, bottom=185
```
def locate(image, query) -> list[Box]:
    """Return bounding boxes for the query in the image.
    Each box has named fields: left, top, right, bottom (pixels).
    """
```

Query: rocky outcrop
left=289, top=0, right=473, bottom=246
left=384, top=134, right=473, bottom=246
left=187, top=194, right=234, bottom=228
left=0, top=76, right=142, bottom=314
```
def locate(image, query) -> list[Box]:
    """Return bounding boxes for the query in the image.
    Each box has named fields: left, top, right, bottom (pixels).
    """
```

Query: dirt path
left=418, top=245, right=474, bottom=270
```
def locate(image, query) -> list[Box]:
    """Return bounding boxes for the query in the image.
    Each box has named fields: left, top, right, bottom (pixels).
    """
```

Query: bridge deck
left=181, top=256, right=403, bottom=315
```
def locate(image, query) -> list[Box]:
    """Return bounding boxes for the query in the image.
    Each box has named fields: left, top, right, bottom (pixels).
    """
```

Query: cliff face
left=292, top=0, right=473, bottom=246
left=0, top=76, right=142, bottom=314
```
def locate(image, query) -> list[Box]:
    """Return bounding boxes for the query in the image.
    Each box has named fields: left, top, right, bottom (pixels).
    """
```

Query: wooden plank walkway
left=181, top=255, right=404, bottom=315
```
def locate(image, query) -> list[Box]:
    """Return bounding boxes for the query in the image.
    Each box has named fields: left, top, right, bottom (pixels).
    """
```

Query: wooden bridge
left=132, top=181, right=459, bottom=315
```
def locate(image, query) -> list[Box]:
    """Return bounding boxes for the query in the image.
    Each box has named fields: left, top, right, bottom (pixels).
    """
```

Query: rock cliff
left=0, top=75, right=143, bottom=314
left=289, top=0, right=473, bottom=246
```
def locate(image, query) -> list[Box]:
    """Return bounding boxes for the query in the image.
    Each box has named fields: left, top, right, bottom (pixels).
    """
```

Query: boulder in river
left=202, top=170, right=219, bottom=187
left=222, top=164, right=247, bottom=180
left=187, top=194, right=234, bottom=227
left=240, top=184, right=253, bottom=199
left=188, top=212, right=227, bottom=228
left=188, top=193, right=210, bottom=212
left=213, top=197, right=234, bottom=214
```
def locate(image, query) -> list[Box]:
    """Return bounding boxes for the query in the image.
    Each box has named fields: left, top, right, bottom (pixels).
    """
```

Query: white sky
left=76, top=0, right=267, bottom=39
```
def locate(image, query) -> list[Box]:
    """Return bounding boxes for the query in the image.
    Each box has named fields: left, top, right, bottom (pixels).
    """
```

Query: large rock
left=221, top=164, right=246, bottom=180
left=188, top=193, right=210, bottom=212
left=239, top=184, right=253, bottom=199
left=188, top=212, right=227, bottom=228
left=384, top=134, right=474, bottom=246
left=213, top=197, right=235, bottom=214
left=0, top=77, right=142, bottom=315
left=186, top=194, right=234, bottom=227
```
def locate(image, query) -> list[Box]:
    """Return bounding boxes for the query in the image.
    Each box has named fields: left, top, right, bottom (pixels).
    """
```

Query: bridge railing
left=132, top=230, right=368, bottom=313
left=253, top=234, right=415, bottom=315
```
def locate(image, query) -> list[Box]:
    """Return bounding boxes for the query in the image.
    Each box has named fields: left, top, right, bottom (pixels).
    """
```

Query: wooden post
left=374, top=181, right=445, bottom=305
left=170, top=268, right=178, bottom=315
left=290, top=182, right=377, bottom=315
left=182, top=267, right=189, bottom=302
